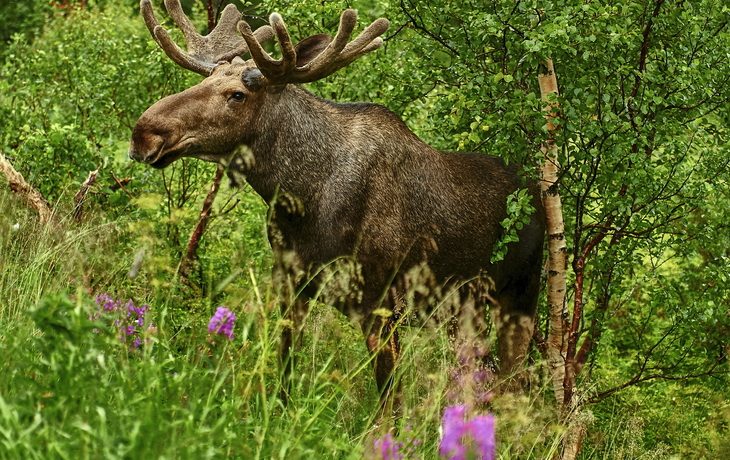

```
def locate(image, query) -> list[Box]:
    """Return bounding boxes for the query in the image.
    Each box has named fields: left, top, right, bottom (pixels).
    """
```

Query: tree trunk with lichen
left=537, top=59, right=569, bottom=407
left=537, top=60, right=588, bottom=460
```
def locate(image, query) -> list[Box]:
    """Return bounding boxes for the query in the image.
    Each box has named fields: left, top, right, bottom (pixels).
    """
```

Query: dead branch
left=588, top=359, right=728, bottom=404
left=110, top=172, right=134, bottom=198
left=179, top=163, right=226, bottom=280
left=73, top=169, right=99, bottom=223
left=0, top=153, right=53, bottom=225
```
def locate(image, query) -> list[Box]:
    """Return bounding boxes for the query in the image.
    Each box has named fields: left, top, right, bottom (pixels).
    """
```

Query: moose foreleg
left=279, top=298, right=309, bottom=403
left=362, top=313, right=403, bottom=417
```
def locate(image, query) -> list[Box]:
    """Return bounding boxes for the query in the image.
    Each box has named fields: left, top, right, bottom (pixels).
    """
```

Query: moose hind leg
left=493, top=282, right=539, bottom=391
left=362, top=313, right=403, bottom=416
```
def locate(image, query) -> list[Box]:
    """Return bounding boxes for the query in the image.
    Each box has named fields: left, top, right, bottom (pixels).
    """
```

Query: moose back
left=129, top=0, right=545, bottom=410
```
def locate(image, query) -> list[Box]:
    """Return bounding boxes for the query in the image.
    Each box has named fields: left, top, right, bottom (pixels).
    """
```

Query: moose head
left=129, top=0, right=388, bottom=171
left=130, top=0, right=545, bottom=414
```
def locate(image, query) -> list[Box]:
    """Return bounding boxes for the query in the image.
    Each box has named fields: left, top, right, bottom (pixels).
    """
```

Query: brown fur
left=130, top=44, right=545, bottom=413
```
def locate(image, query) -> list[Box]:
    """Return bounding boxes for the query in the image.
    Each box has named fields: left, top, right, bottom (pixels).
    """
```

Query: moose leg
left=447, top=284, right=495, bottom=405
left=268, top=200, right=308, bottom=404
left=362, top=313, right=403, bottom=416
left=279, top=297, right=309, bottom=403
left=495, top=311, right=534, bottom=384
left=492, top=289, right=538, bottom=391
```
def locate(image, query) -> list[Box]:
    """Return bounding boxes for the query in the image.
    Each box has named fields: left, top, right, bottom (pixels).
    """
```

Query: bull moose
left=129, top=0, right=545, bottom=412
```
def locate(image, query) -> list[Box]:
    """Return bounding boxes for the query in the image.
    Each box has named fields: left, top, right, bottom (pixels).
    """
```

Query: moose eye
left=229, top=91, right=245, bottom=101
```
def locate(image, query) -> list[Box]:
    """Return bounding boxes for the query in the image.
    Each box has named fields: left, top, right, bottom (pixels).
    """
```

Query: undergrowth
left=0, top=189, right=565, bottom=459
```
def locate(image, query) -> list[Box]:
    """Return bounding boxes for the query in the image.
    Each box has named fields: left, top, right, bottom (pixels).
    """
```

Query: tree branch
left=0, top=153, right=53, bottom=225
left=589, top=359, right=728, bottom=404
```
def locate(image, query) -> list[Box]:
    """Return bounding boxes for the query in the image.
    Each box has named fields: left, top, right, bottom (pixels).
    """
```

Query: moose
left=129, top=0, right=545, bottom=412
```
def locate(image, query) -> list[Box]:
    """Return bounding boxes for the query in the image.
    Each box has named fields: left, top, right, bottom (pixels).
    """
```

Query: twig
left=179, top=164, right=226, bottom=279
left=589, top=360, right=728, bottom=403
left=111, top=171, right=134, bottom=199
left=73, top=169, right=99, bottom=223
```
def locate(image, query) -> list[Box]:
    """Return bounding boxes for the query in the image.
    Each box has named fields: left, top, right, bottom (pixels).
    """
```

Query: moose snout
left=128, top=131, right=165, bottom=165
left=129, top=92, right=194, bottom=168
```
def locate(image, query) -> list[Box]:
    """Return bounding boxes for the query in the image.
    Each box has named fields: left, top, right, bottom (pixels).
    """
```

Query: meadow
left=1, top=1, right=729, bottom=458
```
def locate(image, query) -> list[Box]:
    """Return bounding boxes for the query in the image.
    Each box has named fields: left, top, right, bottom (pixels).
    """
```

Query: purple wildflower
left=446, top=345, right=495, bottom=403
left=439, top=405, right=496, bottom=460
left=208, top=306, right=236, bottom=340
left=93, top=293, right=153, bottom=350
left=374, top=433, right=405, bottom=460
left=371, top=428, right=420, bottom=460
left=129, top=303, right=149, bottom=317
left=95, top=293, right=121, bottom=312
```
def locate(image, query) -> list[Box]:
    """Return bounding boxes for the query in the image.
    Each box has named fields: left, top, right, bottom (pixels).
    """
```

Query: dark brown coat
left=129, top=1, right=545, bottom=411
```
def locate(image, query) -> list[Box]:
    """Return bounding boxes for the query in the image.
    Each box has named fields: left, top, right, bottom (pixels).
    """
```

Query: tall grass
left=3, top=5, right=727, bottom=459
left=0, top=189, right=567, bottom=459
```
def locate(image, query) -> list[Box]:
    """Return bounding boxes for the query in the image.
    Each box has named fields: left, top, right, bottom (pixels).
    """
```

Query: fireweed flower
left=446, top=367, right=494, bottom=404
left=93, top=294, right=153, bottom=350
left=373, top=433, right=405, bottom=460
left=92, top=293, right=121, bottom=321
left=118, top=300, right=151, bottom=347
left=439, top=405, right=496, bottom=460
left=371, top=428, right=420, bottom=460
left=446, top=346, right=494, bottom=404
left=208, top=306, right=236, bottom=340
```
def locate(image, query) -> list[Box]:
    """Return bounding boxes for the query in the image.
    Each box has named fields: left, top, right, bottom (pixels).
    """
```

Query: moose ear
left=294, top=34, right=332, bottom=67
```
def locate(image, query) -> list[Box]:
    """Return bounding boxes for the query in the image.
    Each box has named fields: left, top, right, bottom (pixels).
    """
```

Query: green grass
left=0, top=188, right=571, bottom=459
left=1, top=186, right=729, bottom=459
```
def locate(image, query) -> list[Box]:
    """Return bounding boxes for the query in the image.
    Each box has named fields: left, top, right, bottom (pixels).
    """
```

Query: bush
left=0, top=7, right=201, bottom=202
left=0, top=0, right=52, bottom=55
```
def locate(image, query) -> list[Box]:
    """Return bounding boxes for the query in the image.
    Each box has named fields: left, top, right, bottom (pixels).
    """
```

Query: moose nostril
left=129, top=129, right=166, bottom=164
left=128, top=145, right=143, bottom=161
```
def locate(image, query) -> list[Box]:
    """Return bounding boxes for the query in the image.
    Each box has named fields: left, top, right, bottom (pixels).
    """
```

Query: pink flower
left=373, top=433, right=405, bottom=460
left=208, top=306, right=236, bottom=340
left=371, top=428, right=420, bottom=460
left=439, top=405, right=495, bottom=460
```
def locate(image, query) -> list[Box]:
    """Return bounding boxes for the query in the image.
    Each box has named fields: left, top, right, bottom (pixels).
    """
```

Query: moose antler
left=141, top=0, right=274, bottom=76
left=238, top=10, right=390, bottom=87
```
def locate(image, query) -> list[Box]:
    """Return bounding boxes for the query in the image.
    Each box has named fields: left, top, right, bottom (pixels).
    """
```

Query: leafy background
left=1, top=0, right=728, bottom=458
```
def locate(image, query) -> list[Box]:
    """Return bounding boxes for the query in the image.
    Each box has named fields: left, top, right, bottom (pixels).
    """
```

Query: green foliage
left=26, top=292, right=119, bottom=393
left=0, top=6, right=205, bottom=203
left=0, top=0, right=52, bottom=55
left=492, top=188, right=537, bottom=263
left=1, top=0, right=729, bottom=458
